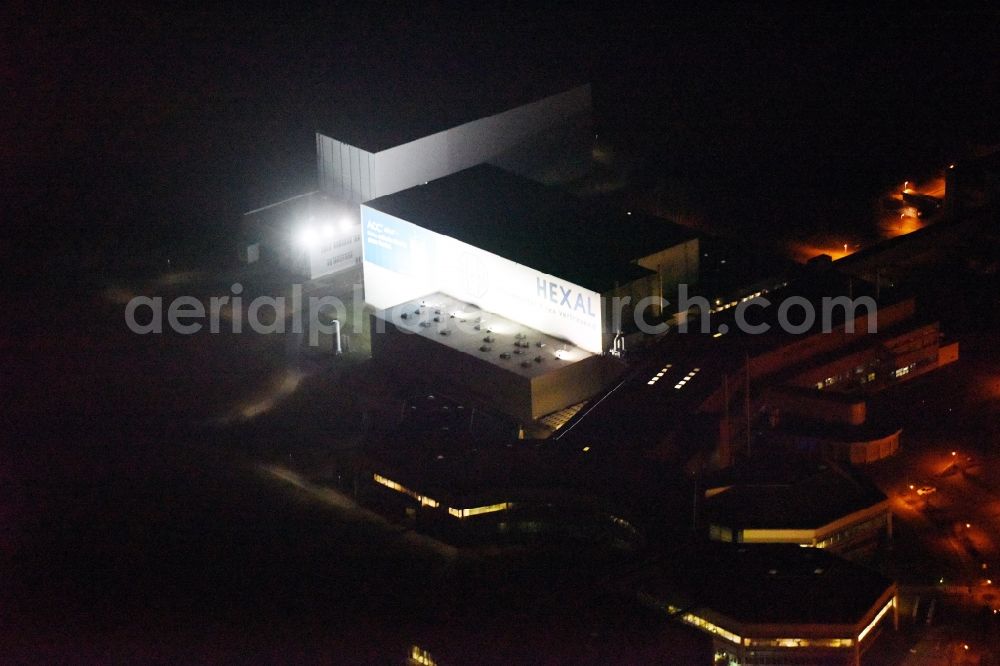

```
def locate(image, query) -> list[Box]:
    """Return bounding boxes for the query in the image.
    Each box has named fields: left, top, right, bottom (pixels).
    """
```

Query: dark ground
left=0, top=272, right=710, bottom=663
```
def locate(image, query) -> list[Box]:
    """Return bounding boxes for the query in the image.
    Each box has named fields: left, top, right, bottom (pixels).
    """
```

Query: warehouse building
left=362, top=164, right=699, bottom=353
left=240, top=191, right=362, bottom=278
left=316, top=83, right=592, bottom=202
left=361, top=164, right=699, bottom=421
left=243, top=84, right=593, bottom=280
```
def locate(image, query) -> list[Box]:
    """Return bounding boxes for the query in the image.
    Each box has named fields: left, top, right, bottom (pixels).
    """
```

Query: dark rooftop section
left=702, top=459, right=888, bottom=531
left=554, top=268, right=913, bottom=454
left=635, top=542, right=893, bottom=627
left=364, top=164, right=696, bottom=292
left=311, top=73, right=588, bottom=152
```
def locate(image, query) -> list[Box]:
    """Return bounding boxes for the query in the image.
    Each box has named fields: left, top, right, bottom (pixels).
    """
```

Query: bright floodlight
left=339, top=216, right=353, bottom=232
left=322, top=223, right=335, bottom=238
left=297, top=227, right=316, bottom=249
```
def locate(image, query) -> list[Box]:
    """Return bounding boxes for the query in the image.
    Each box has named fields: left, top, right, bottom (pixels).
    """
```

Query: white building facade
left=316, top=84, right=592, bottom=203
left=246, top=84, right=592, bottom=282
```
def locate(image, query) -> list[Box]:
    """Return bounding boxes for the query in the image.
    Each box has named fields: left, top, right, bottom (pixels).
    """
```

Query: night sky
left=7, top=6, right=998, bottom=283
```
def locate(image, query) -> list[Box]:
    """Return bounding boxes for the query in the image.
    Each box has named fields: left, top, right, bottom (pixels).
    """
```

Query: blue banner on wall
left=362, top=207, right=420, bottom=276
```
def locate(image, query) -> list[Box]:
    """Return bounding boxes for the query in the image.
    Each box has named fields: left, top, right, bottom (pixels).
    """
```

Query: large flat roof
left=364, top=164, right=697, bottom=292
left=313, top=77, right=588, bottom=153
left=702, top=459, right=888, bottom=532
left=374, top=292, right=595, bottom=380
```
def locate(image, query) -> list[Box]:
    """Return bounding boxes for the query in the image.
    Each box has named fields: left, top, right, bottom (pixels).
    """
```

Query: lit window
left=664, top=606, right=741, bottom=644
left=745, top=637, right=853, bottom=648
left=373, top=473, right=440, bottom=508
left=858, top=599, right=894, bottom=642
left=410, top=646, right=437, bottom=665
left=447, top=502, right=512, bottom=519
left=647, top=364, right=672, bottom=385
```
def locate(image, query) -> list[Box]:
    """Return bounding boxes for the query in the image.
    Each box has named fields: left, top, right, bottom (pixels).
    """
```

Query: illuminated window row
left=447, top=502, right=512, bottom=519
left=858, top=599, right=894, bottom=642
left=712, top=290, right=768, bottom=313
left=647, top=364, right=673, bottom=386
left=674, top=367, right=701, bottom=390
left=665, top=605, right=741, bottom=645
left=373, top=475, right=519, bottom=518
left=659, top=595, right=861, bottom=651
left=744, top=637, right=853, bottom=648
left=814, top=514, right=889, bottom=549
left=373, top=473, right=440, bottom=508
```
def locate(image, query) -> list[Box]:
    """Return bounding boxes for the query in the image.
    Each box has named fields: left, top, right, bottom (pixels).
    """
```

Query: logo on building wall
left=536, top=277, right=597, bottom=317
left=363, top=210, right=415, bottom=275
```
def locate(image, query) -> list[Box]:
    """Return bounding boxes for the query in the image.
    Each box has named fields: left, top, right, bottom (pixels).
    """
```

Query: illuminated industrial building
left=240, top=191, right=363, bottom=278
left=369, top=293, right=619, bottom=422
left=241, top=84, right=593, bottom=280
left=362, top=163, right=698, bottom=421
left=626, top=543, right=897, bottom=666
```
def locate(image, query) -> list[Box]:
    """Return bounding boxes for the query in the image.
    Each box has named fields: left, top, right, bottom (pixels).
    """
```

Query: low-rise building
left=703, top=460, right=891, bottom=558
left=625, top=543, right=897, bottom=666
